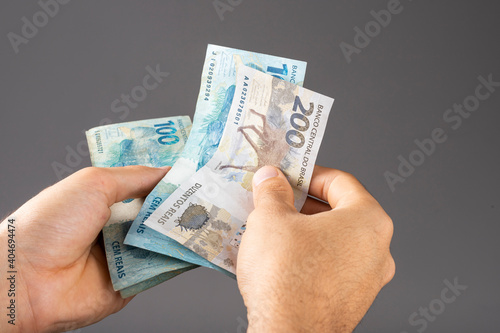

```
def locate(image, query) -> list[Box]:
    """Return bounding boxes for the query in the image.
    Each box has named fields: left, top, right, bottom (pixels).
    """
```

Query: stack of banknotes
left=86, top=44, right=334, bottom=297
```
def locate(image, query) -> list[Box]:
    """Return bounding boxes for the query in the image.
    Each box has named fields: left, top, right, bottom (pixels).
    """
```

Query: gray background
left=1, top=0, right=499, bottom=332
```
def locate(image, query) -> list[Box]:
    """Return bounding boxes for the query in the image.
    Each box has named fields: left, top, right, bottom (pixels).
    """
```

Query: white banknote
left=143, top=66, right=334, bottom=274
left=124, top=44, right=307, bottom=274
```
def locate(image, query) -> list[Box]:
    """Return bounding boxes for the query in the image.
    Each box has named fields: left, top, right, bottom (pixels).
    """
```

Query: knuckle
left=357, top=196, right=379, bottom=211
left=256, top=181, right=294, bottom=209
left=75, top=166, right=106, bottom=180
left=372, top=209, right=394, bottom=241
left=260, top=178, right=291, bottom=195
left=340, top=170, right=357, bottom=182
left=73, top=167, right=113, bottom=191
left=337, top=170, right=363, bottom=187
left=382, top=255, right=396, bottom=286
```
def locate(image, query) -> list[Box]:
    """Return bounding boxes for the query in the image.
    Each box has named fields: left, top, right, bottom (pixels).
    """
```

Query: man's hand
left=237, top=166, right=395, bottom=332
left=0, top=166, right=169, bottom=333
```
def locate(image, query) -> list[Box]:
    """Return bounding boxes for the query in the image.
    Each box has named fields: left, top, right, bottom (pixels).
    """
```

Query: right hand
left=237, top=165, right=395, bottom=332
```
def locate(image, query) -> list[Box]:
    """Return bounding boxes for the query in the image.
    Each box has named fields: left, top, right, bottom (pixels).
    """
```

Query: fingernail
left=159, top=166, right=171, bottom=171
left=253, top=166, right=279, bottom=187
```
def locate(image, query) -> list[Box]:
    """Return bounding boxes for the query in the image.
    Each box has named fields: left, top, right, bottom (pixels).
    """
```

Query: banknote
left=143, top=66, right=334, bottom=274
left=124, top=44, right=307, bottom=273
left=86, top=117, right=196, bottom=295
left=119, top=266, right=194, bottom=298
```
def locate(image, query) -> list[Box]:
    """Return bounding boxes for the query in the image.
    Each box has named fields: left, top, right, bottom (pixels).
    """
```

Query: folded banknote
left=124, top=44, right=307, bottom=274
left=86, top=117, right=196, bottom=296
left=143, top=66, right=334, bottom=273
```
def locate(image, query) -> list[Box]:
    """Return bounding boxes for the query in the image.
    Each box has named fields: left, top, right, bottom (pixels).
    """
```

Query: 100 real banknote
left=124, top=44, right=307, bottom=274
left=86, top=116, right=196, bottom=297
left=144, top=66, right=334, bottom=274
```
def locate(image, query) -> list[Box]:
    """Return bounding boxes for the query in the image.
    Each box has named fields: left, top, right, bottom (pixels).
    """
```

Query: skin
left=0, top=166, right=170, bottom=332
left=0, top=165, right=394, bottom=333
left=238, top=166, right=395, bottom=332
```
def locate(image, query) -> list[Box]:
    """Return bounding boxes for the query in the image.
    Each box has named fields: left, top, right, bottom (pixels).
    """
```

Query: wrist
left=243, top=272, right=336, bottom=332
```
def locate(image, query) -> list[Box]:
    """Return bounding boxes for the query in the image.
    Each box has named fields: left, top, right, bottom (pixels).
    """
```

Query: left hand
left=0, top=166, right=169, bottom=333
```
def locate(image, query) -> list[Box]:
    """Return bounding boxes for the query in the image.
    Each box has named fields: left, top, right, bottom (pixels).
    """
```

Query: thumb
left=252, top=166, right=296, bottom=213
left=14, top=165, right=171, bottom=263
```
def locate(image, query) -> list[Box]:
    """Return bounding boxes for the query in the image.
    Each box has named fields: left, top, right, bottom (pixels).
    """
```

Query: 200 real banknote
left=124, top=44, right=307, bottom=274
left=144, top=66, right=334, bottom=274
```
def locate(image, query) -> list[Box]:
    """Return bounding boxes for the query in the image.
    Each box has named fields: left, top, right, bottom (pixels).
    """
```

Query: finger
left=308, top=165, right=374, bottom=209
left=252, top=166, right=296, bottom=213
left=69, top=165, right=170, bottom=207
left=300, top=196, right=331, bottom=215
left=12, top=166, right=170, bottom=269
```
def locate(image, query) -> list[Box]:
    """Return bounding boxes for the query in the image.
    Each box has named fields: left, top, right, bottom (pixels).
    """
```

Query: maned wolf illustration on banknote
left=220, top=109, right=288, bottom=173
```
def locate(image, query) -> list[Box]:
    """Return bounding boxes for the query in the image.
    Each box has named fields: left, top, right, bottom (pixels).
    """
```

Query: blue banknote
left=86, top=116, right=196, bottom=296
left=144, top=66, right=334, bottom=274
left=124, top=44, right=307, bottom=272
